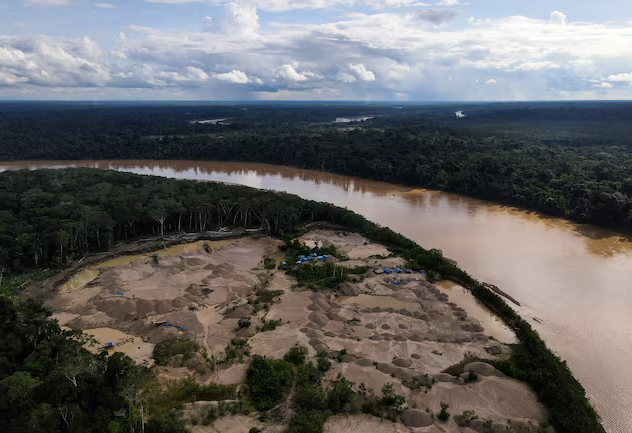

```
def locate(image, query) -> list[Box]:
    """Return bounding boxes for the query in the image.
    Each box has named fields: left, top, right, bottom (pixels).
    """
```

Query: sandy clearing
left=84, top=327, right=155, bottom=366
left=324, top=414, right=410, bottom=433
left=212, top=364, right=249, bottom=385
left=412, top=376, right=549, bottom=423
left=51, top=312, right=81, bottom=326
left=327, top=362, right=410, bottom=399
left=250, top=326, right=316, bottom=359
left=346, top=244, right=390, bottom=259
left=46, top=231, right=549, bottom=432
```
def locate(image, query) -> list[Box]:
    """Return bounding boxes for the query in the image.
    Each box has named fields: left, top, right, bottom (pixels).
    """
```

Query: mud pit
left=48, top=231, right=552, bottom=433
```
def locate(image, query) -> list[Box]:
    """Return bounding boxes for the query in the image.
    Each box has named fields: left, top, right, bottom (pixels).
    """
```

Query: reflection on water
left=434, top=280, right=517, bottom=344
left=2, top=160, right=632, bottom=432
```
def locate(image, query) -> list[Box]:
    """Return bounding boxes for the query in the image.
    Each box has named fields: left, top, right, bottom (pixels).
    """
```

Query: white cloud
left=95, top=3, right=117, bottom=7
left=348, top=63, right=376, bottom=81
left=3, top=8, right=632, bottom=100
left=203, top=2, right=259, bottom=34
left=212, top=69, right=249, bottom=83
left=26, top=0, right=71, bottom=5
left=607, top=73, right=632, bottom=82
left=550, top=11, right=567, bottom=26
left=485, top=78, right=497, bottom=84
left=593, top=82, right=612, bottom=89
left=277, top=63, right=315, bottom=81
left=146, top=0, right=423, bottom=11
left=436, top=0, right=458, bottom=5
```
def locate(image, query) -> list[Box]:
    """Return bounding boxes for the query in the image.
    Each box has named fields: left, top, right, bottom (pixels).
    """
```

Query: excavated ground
left=48, top=231, right=550, bottom=433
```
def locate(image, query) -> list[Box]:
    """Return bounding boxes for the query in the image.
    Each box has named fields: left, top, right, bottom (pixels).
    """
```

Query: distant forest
left=1, top=101, right=631, bottom=230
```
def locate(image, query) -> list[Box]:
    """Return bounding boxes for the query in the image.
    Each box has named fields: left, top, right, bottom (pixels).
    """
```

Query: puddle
left=435, top=281, right=517, bottom=344
left=338, top=294, right=422, bottom=312
left=60, top=239, right=236, bottom=291
left=84, top=327, right=155, bottom=366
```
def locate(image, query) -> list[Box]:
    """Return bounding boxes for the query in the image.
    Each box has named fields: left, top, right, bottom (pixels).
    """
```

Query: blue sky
left=1, top=0, right=632, bottom=100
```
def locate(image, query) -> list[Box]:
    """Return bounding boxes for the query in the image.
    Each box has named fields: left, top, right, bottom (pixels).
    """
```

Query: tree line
left=1, top=103, right=631, bottom=230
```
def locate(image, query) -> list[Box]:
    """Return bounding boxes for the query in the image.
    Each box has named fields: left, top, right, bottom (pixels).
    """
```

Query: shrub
left=261, top=319, right=282, bottom=332
left=296, top=384, right=327, bottom=411
left=465, top=370, right=478, bottom=384
left=284, top=344, right=308, bottom=365
left=145, top=412, right=188, bottom=433
left=286, top=410, right=331, bottom=433
left=316, top=352, right=331, bottom=372
left=327, top=376, right=355, bottom=413
left=153, top=338, right=201, bottom=366
left=246, top=355, right=294, bottom=411
left=438, top=403, right=450, bottom=422
left=263, top=257, right=276, bottom=270
left=238, top=317, right=251, bottom=329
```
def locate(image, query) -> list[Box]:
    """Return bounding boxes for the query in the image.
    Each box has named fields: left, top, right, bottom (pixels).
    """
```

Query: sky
left=1, top=0, right=632, bottom=101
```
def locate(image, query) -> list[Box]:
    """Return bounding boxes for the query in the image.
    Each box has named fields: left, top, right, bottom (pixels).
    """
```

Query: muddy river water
left=2, top=159, right=632, bottom=433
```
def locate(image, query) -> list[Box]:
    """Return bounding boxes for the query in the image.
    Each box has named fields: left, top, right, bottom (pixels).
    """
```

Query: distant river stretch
left=2, top=160, right=632, bottom=433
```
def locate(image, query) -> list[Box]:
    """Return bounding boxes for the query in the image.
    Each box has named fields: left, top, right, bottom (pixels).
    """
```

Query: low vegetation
left=153, top=338, right=203, bottom=366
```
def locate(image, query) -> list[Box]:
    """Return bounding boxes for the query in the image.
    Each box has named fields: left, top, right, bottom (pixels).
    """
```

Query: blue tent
left=383, top=268, right=393, bottom=274
left=317, top=256, right=324, bottom=260
left=282, top=261, right=287, bottom=265
left=394, top=267, right=402, bottom=273
left=308, top=256, right=314, bottom=261
left=323, top=254, right=329, bottom=259
left=296, top=260, right=302, bottom=264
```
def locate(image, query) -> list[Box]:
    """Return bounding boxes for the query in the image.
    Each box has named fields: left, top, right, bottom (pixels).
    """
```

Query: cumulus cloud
left=436, top=0, right=459, bottom=5
left=415, top=8, right=459, bottom=25
left=203, top=2, right=259, bottom=35
left=607, top=73, right=632, bottom=84
left=277, top=63, right=321, bottom=82
left=593, top=82, right=612, bottom=89
left=95, top=3, right=117, bottom=8
left=550, top=11, right=567, bottom=26
left=348, top=63, right=376, bottom=81
left=146, top=0, right=422, bottom=11
left=212, top=69, right=249, bottom=83
left=485, top=78, right=497, bottom=84
left=3, top=7, right=632, bottom=100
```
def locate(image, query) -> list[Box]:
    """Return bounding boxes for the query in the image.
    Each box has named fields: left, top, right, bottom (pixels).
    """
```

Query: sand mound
left=400, top=409, right=433, bottom=427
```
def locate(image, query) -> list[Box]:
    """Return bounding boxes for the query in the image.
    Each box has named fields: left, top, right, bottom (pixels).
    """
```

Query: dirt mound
left=400, top=409, right=433, bottom=427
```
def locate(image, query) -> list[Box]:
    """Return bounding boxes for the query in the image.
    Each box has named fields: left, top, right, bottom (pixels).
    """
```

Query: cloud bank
left=2, top=3, right=632, bottom=100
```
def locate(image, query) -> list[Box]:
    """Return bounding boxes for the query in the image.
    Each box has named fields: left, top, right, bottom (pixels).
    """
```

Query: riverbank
left=0, top=167, right=609, bottom=433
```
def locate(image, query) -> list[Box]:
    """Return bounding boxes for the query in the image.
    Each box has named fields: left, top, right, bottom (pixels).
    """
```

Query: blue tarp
left=394, top=267, right=402, bottom=273
left=117, top=291, right=124, bottom=296
left=282, top=261, right=287, bottom=265
left=317, top=256, right=324, bottom=260
left=323, top=255, right=329, bottom=259
left=308, top=256, right=314, bottom=261
left=296, top=260, right=302, bottom=264
left=383, top=268, right=393, bottom=274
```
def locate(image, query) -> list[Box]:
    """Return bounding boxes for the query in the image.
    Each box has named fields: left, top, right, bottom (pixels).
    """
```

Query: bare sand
left=46, top=230, right=548, bottom=433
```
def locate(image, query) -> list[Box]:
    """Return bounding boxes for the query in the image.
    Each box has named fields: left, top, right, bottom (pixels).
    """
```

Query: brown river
left=2, top=160, right=632, bottom=433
